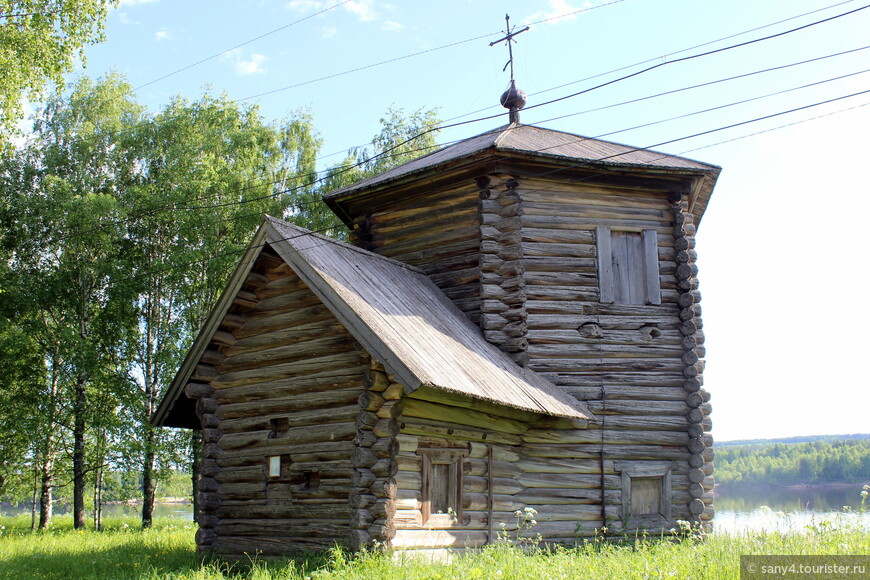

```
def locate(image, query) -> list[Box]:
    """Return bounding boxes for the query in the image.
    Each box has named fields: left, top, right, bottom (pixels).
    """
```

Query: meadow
left=0, top=511, right=868, bottom=580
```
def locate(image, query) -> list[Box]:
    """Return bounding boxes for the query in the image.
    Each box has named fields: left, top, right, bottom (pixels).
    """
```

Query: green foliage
left=0, top=0, right=116, bottom=137
left=0, top=69, right=443, bottom=529
left=716, top=439, right=870, bottom=486
left=312, top=106, right=441, bottom=240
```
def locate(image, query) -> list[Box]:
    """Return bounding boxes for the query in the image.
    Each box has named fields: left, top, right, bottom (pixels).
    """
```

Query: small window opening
left=419, top=447, right=469, bottom=525
left=267, top=455, right=282, bottom=478
left=269, top=417, right=289, bottom=439
left=302, top=470, right=320, bottom=491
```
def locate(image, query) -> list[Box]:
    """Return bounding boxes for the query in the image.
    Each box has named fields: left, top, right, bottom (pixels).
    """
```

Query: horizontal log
left=221, top=330, right=350, bottom=371
left=406, top=388, right=536, bottom=423
left=467, top=442, right=520, bottom=462
left=514, top=457, right=609, bottom=475
left=218, top=421, right=356, bottom=451
left=253, top=273, right=308, bottom=300
left=521, top=227, right=596, bottom=245
left=584, top=400, right=690, bottom=416
left=523, top=428, right=689, bottom=446
left=527, top=343, right=685, bottom=359
left=212, top=353, right=366, bottom=390
left=520, top=444, right=689, bottom=461
left=527, top=358, right=685, bottom=374
left=399, top=419, right=523, bottom=446
left=518, top=472, right=619, bottom=489
left=216, top=503, right=351, bottom=520
left=527, top=327, right=683, bottom=344
left=389, top=529, right=488, bottom=549
left=217, top=441, right=350, bottom=467
left=218, top=387, right=362, bottom=420
left=219, top=404, right=360, bottom=434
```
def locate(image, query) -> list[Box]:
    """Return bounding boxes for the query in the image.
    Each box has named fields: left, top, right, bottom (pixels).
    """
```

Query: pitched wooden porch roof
left=153, top=217, right=592, bottom=427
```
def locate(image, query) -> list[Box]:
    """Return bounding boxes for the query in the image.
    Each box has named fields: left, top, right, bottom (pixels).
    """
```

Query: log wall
left=350, top=181, right=482, bottom=325
left=184, top=248, right=367, bottom=557
left=509, top=175, right=713, bottom=534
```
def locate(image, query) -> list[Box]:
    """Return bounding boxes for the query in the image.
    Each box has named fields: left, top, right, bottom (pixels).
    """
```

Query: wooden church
left=153, top=84, right=720, bottom=556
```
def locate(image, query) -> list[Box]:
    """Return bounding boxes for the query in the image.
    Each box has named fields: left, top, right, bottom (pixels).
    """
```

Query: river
left=714, top=483, right=869, bottom=533
left=4, top=484, right=868, bottom=533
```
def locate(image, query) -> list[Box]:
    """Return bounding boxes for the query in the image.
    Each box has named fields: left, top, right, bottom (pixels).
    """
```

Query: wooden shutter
left=598, top=227, right=661, bottom=305
left=596, top=227, right=615, bottom=303
left=642, top=229, right=661, bottom=305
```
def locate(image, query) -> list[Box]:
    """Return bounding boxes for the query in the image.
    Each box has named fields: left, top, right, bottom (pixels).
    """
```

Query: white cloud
left=222, top=50, right=267, bottom=75
left=529, top=0, right=592, bottom=25
left=345, top=0, right=377, bottom=22
left=287, top=0, right=401, bottom=28
left=286, top=0, right=324, bottom=11
left=117, top=12, right=137, bottom=24
left=154, top=27, right=170, bottom=41
left=319, top=26, right=338, bottom=38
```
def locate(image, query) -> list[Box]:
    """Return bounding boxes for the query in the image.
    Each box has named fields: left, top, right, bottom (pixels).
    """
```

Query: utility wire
left=674, top=101, right=870, bottom=156
left=532, top=45, right=870, bottom=126
left=443, top=0, right=864, bottom=123
left=134, top=1, right=351, bottom=91
left=240, top=0, right=626, bottom=101
left=111, top=89, right=870, bottom=286
left=44, top=57, right=870, bottom=246
left=543, top=68, right=870, bottom=142
left=63, top=6, right=870, bottom=228
left=521, top=3, right=870, bottom=114
left=36, top=7, right=870, bottom=244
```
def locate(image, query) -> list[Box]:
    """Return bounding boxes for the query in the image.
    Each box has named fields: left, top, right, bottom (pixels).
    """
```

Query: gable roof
left=325, top=123, right=721, bottom=226
left=153, top=217, right=593, bottom=427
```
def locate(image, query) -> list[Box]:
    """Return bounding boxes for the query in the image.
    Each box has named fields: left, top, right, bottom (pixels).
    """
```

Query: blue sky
left=67, top=0, right=870, bottom=441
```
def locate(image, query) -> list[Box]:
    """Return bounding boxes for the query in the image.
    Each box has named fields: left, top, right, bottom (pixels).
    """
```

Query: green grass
left=0, top=514, right=867, bottom=580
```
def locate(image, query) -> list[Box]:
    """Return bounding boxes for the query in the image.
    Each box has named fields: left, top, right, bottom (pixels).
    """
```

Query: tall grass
left=1, top=512, right=867, bottom=580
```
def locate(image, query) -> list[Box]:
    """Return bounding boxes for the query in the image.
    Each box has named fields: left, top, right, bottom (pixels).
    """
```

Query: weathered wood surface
left=193, top=262, right=366, bottom=556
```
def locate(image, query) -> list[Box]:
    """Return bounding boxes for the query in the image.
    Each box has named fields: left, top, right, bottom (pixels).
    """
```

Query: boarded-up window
left=619, top=467, right=672, bottom=524
left=597, top=227, right=661, bottom=305
left=419, top=447, right=468, bottom=525
left=630, top=477, right=662, bottom=516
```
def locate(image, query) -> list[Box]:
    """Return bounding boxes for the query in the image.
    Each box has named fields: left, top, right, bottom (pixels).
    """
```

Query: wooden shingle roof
left=264, top=218, right=592, bottom=420
left=154, top=218, right=593, bottom=426
left=325, top=123, right=721, bottom=225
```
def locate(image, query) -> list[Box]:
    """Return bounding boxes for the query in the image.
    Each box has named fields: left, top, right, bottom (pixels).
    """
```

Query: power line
left=32, top=2, right=870, bottom=245
left=674, top=101, right=870, bottom=156
left=442, top=0, right=865, bottom=124
left=56, top=7, right=870, bottom=234
left=522, top=3, right=870, bottom=115
left=134, top=1, right=351, bottom=91
left=113, top=89, right=870, bottom=286
left=44, top=55, right=870, bottom=246
left=239, top=0, right=627, bottom=102
left=532, top=45, right=870, bottom=126
left=552, top=68, right=870, bottom=143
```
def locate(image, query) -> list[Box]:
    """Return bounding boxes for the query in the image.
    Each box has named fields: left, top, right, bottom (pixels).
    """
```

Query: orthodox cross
left=490, top=14, right=529, bottom=124
left=489, top=14, right=529, bottom=82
